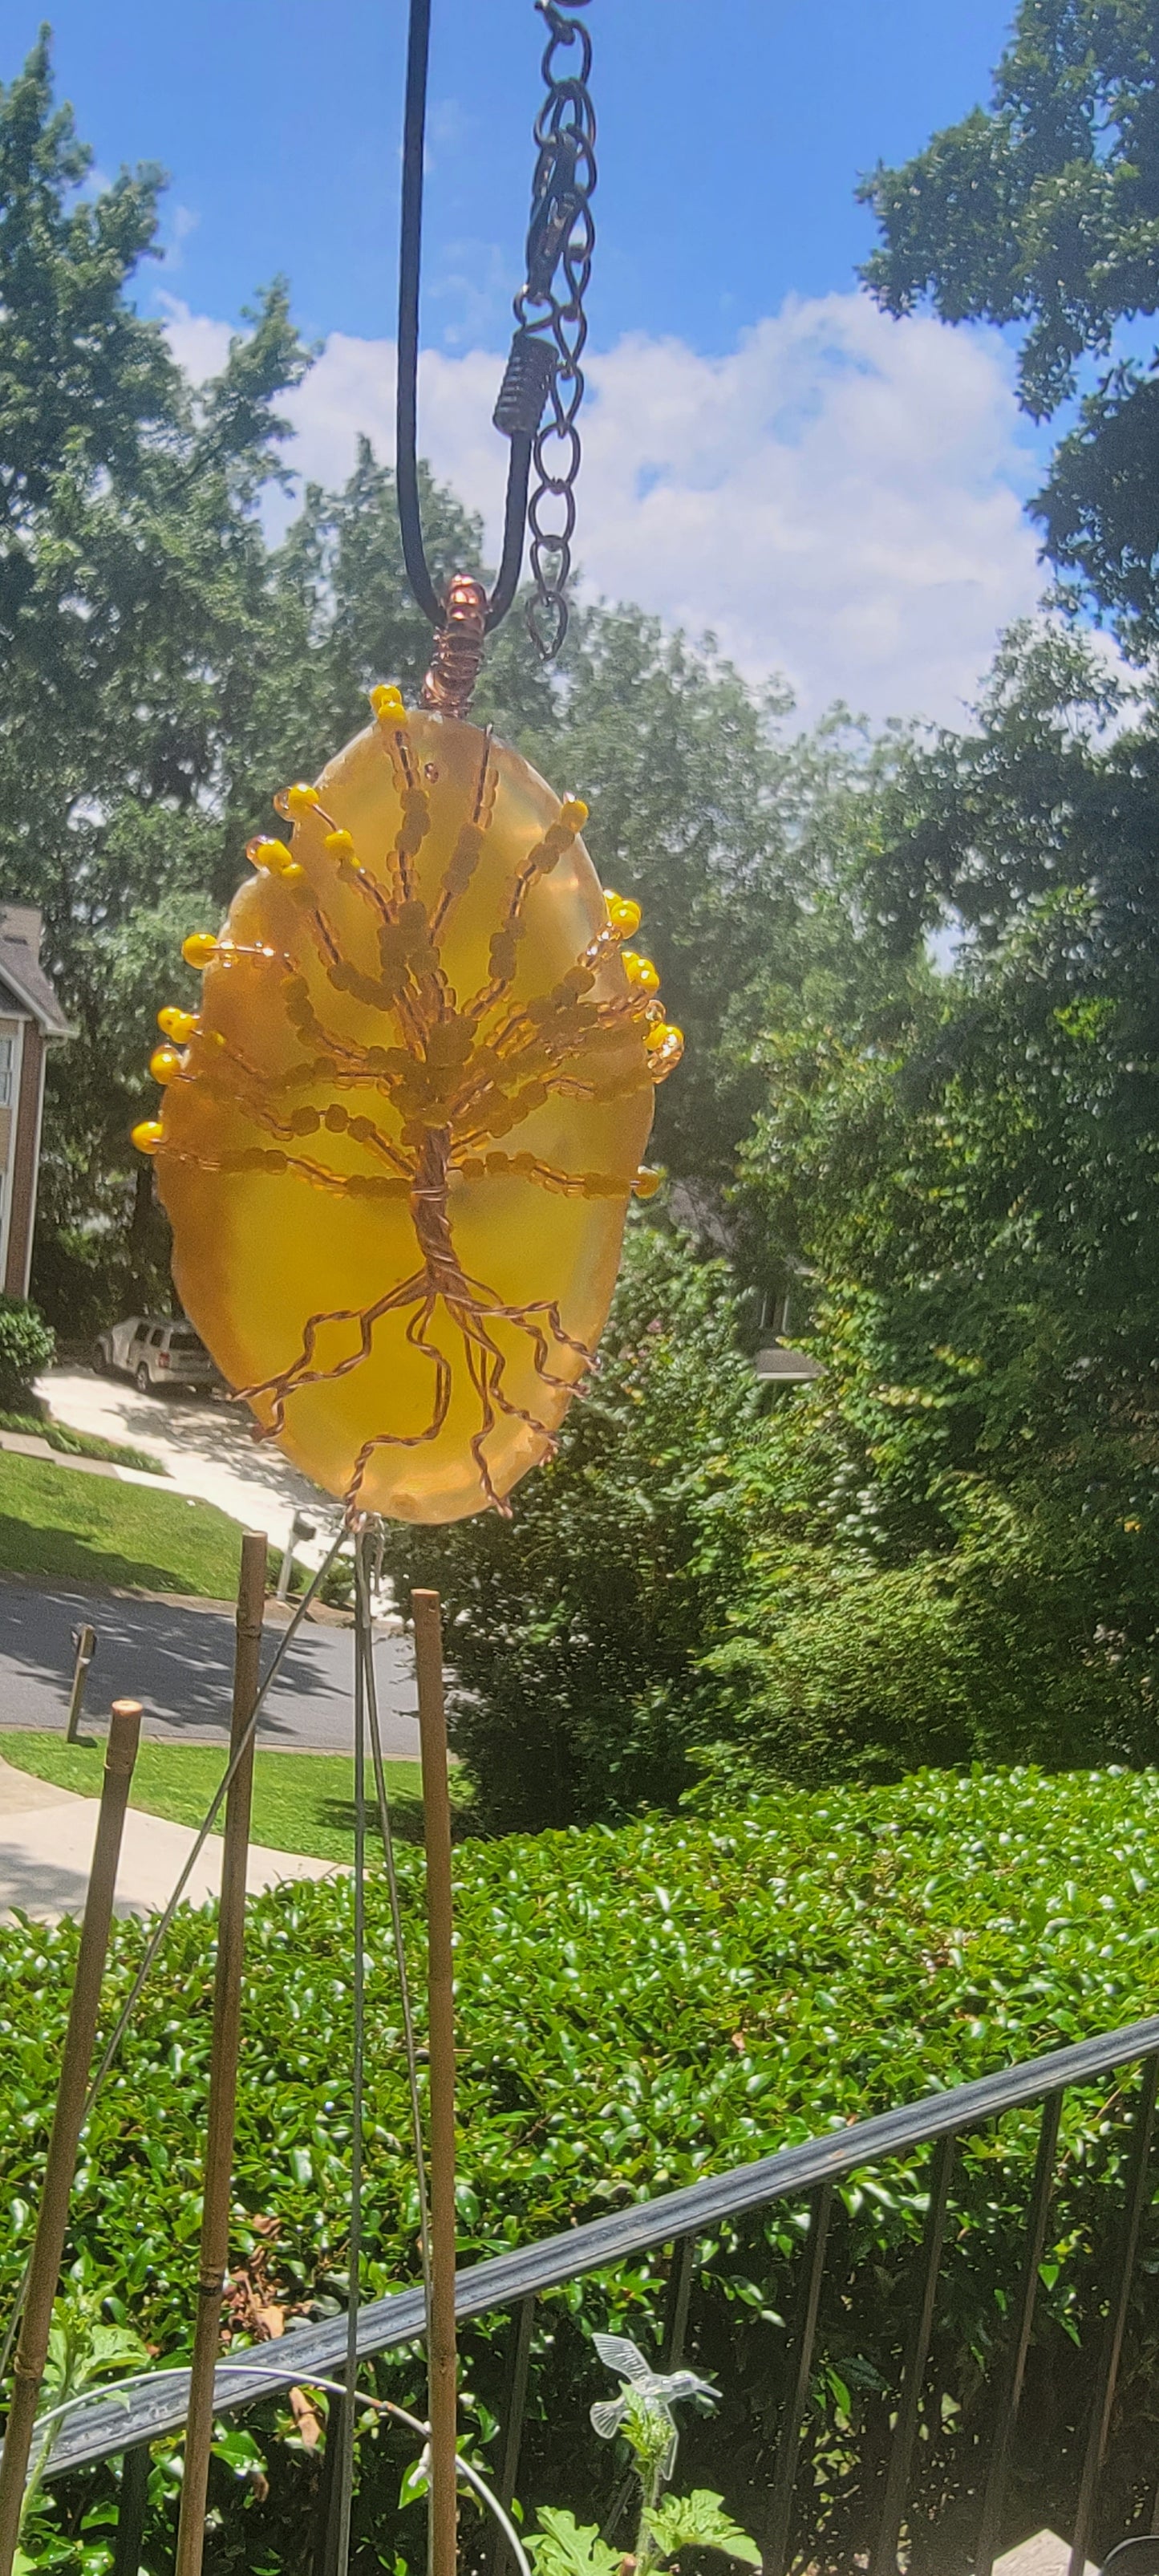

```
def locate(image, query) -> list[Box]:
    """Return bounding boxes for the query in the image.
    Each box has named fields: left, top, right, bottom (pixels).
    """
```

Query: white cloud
left=164, top=290, right=1048, bottom=727
left=160, top=296, right=233, bottom=383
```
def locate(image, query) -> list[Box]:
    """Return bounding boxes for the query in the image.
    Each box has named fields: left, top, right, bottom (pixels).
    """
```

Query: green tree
left=0, top=38, right=902, bottom=1344
left=859, top=0, right=1159, bottom=647
left=727, top=624, right=1159, bottom=1785
left=0, top=34, right=310, bottom=1325
left=521, top=613, right=806, bottom=1187
left=380, top=1218, right=760, bottom=1832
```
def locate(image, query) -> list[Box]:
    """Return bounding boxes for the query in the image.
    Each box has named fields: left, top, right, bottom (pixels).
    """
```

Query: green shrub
left=7, top=1768, right=1159, bottom=2569
left=690, top=1494, right=1153, bottom=1792
left=0, top=1294, right=55, bottom=1406
left=380, top=1216, right=760, bottom=1831
left=695, top=1475, right=1159, bottom=1794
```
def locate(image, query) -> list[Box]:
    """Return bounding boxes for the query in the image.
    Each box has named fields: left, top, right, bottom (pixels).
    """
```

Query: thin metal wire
left=333, top=1540, right=370, bottom=2570
left=31, top=2367, right=533, bottom=2576
left=0, top=1528, right=349, bottom=2395
left=356, top=1540, right=433, bottom=2321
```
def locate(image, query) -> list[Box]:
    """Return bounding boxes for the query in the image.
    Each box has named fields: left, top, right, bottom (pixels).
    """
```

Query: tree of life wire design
left=137, top=691, right=683, bottom=1517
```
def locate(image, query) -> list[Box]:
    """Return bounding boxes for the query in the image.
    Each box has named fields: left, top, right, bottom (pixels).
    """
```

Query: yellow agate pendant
left=133, top=689, right=681, bottom=1523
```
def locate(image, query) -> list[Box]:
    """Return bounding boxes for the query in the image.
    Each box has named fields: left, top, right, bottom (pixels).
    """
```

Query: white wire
left=30, top=2362, right=533, bottom=2576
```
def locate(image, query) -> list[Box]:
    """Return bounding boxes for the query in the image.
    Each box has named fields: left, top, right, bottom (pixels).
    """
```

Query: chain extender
left=399, top=0, right=594, bottom=709
left=492, top=0, right=596, bottom=659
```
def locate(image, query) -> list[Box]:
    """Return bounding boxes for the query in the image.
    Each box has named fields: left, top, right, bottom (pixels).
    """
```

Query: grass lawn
left=0, top=1732, right=445, bottom=1860
left=0, top=1407, right=164, bottom=1476
left=0, top=1451, right=250, bottom=1596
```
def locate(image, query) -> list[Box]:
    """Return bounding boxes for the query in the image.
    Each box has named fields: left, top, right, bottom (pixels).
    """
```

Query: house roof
left=0, top=914, right=72, bottom=1039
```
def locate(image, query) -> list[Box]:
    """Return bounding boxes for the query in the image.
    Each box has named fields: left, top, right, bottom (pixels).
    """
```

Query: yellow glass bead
left=286, top=783, right=321, bottom=816
left=646, top=1020, right=681, bottom=1052
left=246, top=836, right=295, bottom=874
left=622, top=951, right=661, bottom=995
left=606, top=894, right=642, bottom=938
left=181, top=934, right=219, bottom=971
left=633, top=1166, right=663, bottom=1199
left=157, top=1007, right=198, bottom=1043
left=149, top=1045, right=181, bottom=1086
left=369, top=684, right=407, bottom=722
left=559, top=797, right=589, bottom=833
left=131, top=1120, right=164, bottom=1155
left=325, top=829, right=356, bottom=858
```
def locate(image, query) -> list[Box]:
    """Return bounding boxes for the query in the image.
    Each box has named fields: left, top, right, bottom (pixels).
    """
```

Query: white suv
left=94, top=1316, right=219, bottom=1396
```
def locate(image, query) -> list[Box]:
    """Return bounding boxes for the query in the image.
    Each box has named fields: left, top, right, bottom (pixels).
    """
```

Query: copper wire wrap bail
left=420, top=575, right=488, bottom=721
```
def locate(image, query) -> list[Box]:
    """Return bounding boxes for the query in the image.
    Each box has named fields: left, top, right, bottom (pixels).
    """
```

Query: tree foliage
left=725, top=623, right=1159, bottom=1792
left=7, top=34, right=1159, bottom=1811
left=1, top=36, right=890, bottom=1329
left=859, top=0, right=1159, bottom=645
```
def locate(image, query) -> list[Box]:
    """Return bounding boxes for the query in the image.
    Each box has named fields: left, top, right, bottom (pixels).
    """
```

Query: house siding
left=6, top=1021, right=43, bottom=1297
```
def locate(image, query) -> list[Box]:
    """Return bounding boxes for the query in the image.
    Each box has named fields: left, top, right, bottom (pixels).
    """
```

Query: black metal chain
left=513, top=0, right=597, bottom=658
left=396, top=0, right=594, bottom=670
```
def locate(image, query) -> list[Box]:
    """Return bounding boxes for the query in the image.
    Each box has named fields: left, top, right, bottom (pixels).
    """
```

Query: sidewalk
left=0, top=1755, right=338, bottom=1924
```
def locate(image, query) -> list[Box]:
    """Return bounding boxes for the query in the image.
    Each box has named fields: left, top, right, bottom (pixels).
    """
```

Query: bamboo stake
left=412, top=1590, right=457, bottom=2576
left=0, top=1698, right=142, bottom=2576
left=174, top=1531, right=265, bottom=2576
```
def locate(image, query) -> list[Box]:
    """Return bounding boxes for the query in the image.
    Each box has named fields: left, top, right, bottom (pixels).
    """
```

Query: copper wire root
left=237, top=1251, right=598, bottom=1518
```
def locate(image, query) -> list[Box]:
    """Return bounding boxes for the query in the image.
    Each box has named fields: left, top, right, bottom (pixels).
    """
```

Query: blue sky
left=5, top=2, right=1052, bottom=724
left=14, top=2, right=1016, bottom=349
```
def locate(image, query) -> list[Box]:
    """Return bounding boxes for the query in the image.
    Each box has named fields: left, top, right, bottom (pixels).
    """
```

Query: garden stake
left=413, top=1589, right=457, bottom=2576
left=174, top=1530, right=265, bottom=2576
left=0, top=1698, right=142, bottom=2576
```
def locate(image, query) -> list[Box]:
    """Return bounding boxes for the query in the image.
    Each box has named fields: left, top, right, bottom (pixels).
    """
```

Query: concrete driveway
left=0, top=1578, right=419, bottom=1756
left=37, top=1367, right=340, bottom=1565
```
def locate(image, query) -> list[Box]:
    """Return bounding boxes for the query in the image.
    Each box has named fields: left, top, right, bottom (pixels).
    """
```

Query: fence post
left=111, top=2444, right=151, bottom=2576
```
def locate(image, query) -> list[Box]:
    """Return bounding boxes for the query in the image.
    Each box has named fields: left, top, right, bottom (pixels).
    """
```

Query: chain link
left=516, top=0, right=596, bottom=659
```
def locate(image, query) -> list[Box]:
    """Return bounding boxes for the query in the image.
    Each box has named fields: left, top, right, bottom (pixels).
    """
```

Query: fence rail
left=18, top=2010, right=1159, bottom=2575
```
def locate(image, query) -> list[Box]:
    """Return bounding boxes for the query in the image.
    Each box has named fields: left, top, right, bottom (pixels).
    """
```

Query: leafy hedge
left=0, top=1296, right=55, bottom=1406
left=6, top=1766, right=1159, bottom=2569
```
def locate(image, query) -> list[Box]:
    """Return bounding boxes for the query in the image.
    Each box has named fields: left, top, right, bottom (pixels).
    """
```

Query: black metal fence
left=22, top=2013, right=1159, bottom=2576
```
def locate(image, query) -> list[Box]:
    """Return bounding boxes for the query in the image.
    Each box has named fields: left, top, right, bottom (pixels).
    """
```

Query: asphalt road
left=0, top=1579, right=420, bottom=1757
